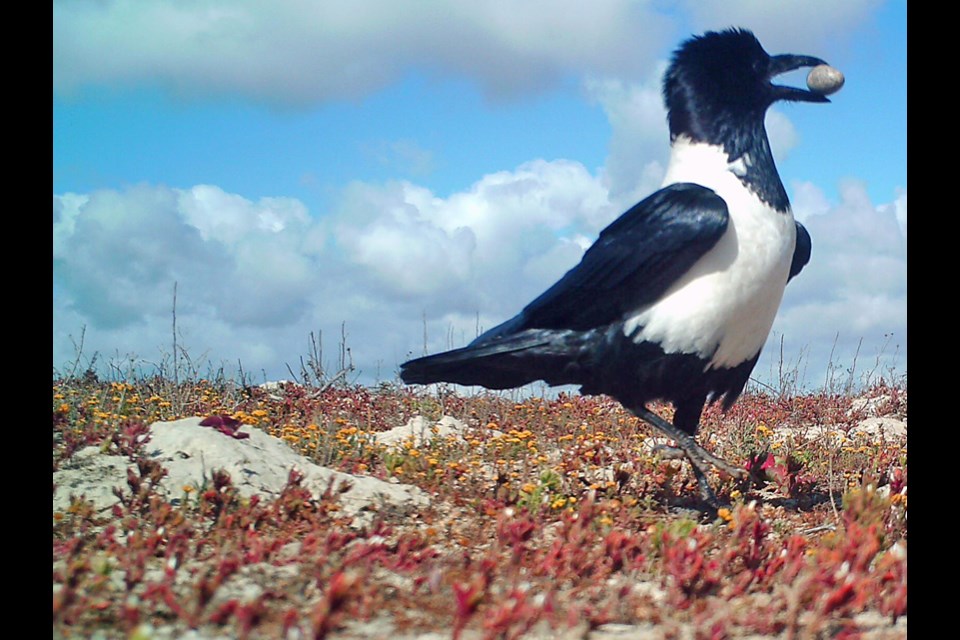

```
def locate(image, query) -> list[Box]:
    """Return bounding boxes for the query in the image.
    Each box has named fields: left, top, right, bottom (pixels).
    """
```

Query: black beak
left=769, top=53, right=831, bottom=103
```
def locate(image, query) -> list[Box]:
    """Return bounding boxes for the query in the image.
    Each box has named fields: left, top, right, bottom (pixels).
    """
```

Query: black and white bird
left=400, top=29, right=834, bottom=506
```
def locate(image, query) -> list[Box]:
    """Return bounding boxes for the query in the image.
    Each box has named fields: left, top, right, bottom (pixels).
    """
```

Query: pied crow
left=400, top=28, right=832, bottom=507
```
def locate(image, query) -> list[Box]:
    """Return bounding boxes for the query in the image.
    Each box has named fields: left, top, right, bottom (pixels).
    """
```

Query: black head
left=664, top=28, right=828, bottom=144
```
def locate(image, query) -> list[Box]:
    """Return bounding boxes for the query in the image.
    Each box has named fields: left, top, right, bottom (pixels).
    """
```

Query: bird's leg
left=632, top=405, right=747, bottom=507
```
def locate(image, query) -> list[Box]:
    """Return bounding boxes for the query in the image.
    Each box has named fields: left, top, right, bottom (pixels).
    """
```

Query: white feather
left=622, top=137, right=795, bottom=368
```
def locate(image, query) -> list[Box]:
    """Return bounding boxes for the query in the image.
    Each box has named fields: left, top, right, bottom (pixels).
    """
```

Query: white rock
left=849, top=395, right=893, bottom=418
left=850, top=417, right=907, bottom=440
left=258, top=380, right=296, bottom=391
left=807, top=64, right=844, bottom=95
left=376, top=415, right=469, bottom=449
left=53, top=446, right=130, bottom=513
left=53, top=418, right=430, bottom=522
left=146, top=417, right=429, bottom=517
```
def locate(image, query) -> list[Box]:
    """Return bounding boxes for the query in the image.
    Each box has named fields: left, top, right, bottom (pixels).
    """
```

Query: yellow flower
left=717, top=507, right=733, bottom=522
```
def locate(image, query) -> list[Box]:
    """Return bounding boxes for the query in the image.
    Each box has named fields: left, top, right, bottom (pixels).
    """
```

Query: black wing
left=500, top=182, right=729, bottom=333
left=788, top=220, right=811, bottom=282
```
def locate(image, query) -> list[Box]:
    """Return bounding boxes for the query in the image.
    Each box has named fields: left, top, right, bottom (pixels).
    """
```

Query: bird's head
left=664, top=28, right=829, bottom=144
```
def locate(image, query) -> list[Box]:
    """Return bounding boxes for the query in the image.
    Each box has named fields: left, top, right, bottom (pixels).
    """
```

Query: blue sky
left=54, top=1, right=906, bottom=390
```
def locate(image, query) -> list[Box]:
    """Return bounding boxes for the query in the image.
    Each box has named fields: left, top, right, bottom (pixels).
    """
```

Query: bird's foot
left=634, top=406, right=747, bottom=509
left=650, top=444, right=687, bottom=460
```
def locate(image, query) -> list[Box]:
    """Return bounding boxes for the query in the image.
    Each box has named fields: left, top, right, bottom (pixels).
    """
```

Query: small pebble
left=807, top=64, right=844, bottom=95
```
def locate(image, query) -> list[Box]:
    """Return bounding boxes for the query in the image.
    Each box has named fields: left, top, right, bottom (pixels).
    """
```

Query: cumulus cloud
left=333, top=159, right=615, bottom=317
left=681, top=0, right=884, bottom=52
left=53, top=184, right=326, bottom=336
left=883, top=189, right=907, bottom=239
left=765, top=110, right=800, bottom=165
left=790, top=181, right=833, bottom=223
left=54, top=1, right=879, bottom=107
left=53, top=161, right=618, bottom=380
left=54, top=169, right=906, bottom=388
left=54, top=186, right=221, bottom=329
left=53, top=0, right=674, bottom=105
left=585, top=70, right=670, bottom=203
left=767, top=181, right=907, bottom=386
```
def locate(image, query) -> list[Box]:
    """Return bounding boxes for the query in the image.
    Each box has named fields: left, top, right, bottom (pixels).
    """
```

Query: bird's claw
left=635, top=406, right=748, bottom=507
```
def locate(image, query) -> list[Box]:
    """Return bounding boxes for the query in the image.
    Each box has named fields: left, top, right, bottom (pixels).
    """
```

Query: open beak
left=769, top=53, right=831, bottom=103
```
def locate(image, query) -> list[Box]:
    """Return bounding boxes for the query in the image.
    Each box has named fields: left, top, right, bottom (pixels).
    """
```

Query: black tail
left=400, top=328, right=589, bottom=390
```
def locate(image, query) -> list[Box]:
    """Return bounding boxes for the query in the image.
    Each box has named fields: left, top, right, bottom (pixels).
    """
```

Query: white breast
left=622, top=138, right=795, bottom=369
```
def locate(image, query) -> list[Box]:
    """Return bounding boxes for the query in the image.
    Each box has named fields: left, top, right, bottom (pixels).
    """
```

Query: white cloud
left=54, top=1, right=880, bottom=108
left=790, top=180, right=833, bottom=223
left=765, top=110, right=799, bottom=165
left=333, top=159, right=615, bottom=317
left=54, top=185, right=221, bottom=329
left=178, top=185, right=312, bottom=243
left=883, top=188, right=907, bottom=239
left=53, top=184, right=326, bottom=334
left=681, top=0, right=884, bottom=53
left=585, top=70, right=671, bottom=203
left=54, top=173, right=906, bottom=388
left=53, top=0, right=674, bottom=105
left=767, top=181, right=907, bottom=386
left=334, top=180, right=479, bottom=298
left=53, top=162, right=617, bottom=381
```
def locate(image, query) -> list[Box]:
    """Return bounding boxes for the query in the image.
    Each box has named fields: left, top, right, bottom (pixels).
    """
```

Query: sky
left=53, top=0, right=907, bottom=392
